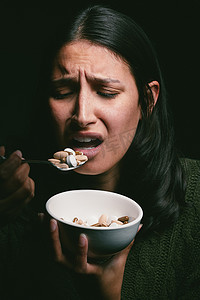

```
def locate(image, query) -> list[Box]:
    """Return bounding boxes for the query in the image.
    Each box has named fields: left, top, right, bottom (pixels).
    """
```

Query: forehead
left=53, top=40, right=132, bottom=79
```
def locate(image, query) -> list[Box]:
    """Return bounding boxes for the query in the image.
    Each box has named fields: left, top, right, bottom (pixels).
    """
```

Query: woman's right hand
left=0, top=146, right=35, bottom=226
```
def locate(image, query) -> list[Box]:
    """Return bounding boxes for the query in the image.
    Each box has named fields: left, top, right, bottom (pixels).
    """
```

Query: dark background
left=0, top=0, right=199, bottom=159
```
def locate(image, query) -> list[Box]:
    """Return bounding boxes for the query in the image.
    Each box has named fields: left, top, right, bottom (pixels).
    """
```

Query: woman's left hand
left=49, top=218, right=137, bottom=300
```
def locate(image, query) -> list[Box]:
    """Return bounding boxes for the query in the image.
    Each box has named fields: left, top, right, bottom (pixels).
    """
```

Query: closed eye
left=50, top=79, right=77, bottom=100
left=52, top=92, right=73, bottom=99
left=97, top=91, right=118, bottom=99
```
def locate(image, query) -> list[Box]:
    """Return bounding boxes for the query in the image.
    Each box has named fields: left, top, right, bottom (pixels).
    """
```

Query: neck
left=74, top=164, right=120, bottom=192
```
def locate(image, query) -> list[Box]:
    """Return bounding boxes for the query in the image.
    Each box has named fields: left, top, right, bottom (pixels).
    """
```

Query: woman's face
left=49, top=40, right=141, bottom=175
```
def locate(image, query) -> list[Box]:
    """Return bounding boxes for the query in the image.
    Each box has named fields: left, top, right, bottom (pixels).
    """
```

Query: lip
left=69, top=132, right=104, bottom=160
left=73, top=132, right=104, bottom=141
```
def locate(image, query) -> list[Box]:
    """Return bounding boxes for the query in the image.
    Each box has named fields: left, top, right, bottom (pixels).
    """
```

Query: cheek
left=49, top=100, right=68, bottom=127
left=108, top=103, right=141, bottom=135
left=104, top=104, right=140, bottom=159
left=97, top=108, right=140, bottom=172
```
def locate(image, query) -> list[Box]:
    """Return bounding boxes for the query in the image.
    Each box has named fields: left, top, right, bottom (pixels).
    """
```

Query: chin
left=74, top=161, right=111, bottom=176
left=75, top=167, right=104, bottom=176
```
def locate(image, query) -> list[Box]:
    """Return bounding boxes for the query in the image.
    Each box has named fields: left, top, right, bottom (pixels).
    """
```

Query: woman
left=0, top=5, right=199, bottom=299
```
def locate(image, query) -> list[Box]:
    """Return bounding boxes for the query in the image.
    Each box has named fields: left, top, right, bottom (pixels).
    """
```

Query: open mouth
left=72, top=137, right=102, bottom=149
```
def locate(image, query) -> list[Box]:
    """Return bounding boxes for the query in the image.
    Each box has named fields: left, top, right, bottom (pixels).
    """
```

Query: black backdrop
left=0, top=0, right=199, bottom=159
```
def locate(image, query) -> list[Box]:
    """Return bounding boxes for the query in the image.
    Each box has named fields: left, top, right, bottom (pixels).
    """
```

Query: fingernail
left=38, top=213, right=45, bottom=223
left=138, top=224, right=143, bottom=232
left=50, top=219, right=57, bottom=232
left=79, top=234, right=86, bottom=247
left=15, top=150, right=22, bottom=158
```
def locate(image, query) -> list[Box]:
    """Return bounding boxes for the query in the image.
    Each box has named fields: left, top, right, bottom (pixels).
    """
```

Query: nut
left=72, top=214, right=131, bottom=228
left=48, top=158, right=61, bottom=165
left=77, top=219, right=83, bottom=225
left=75, top=155, right=88, bottom=162
left=111, top=220, right=123, bottom=225
left=53, top=151, right=68, bottom=160
left=118, top=216, right=129, bottom=223
left=49, top=147, right=88, bottom=170
left=99, top=214, right=108, bottom=225
left=58, top=163, right=69, bottom=169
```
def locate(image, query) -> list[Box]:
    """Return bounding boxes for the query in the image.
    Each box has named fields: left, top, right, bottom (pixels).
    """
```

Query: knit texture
left=0, top=158, right=199, bottom=299
left=122, top=158, right=200, bottom=299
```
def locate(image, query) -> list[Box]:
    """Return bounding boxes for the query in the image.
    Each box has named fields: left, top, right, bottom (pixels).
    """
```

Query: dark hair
left=35, top=5, right=186, bottom=233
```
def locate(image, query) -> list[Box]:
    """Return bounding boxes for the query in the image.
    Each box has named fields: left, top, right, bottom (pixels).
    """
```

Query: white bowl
left=46, top=189, right=143, bottom=257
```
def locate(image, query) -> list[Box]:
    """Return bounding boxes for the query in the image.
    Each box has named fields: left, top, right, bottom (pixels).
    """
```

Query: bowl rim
left=46, top=189, right=143, bottom=230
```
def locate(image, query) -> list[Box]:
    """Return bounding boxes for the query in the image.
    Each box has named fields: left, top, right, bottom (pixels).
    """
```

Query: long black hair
left=33, top=5, right=186, bottom=233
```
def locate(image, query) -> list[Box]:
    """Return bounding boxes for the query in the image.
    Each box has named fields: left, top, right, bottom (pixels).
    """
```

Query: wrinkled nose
left=71, top=87, right=97, bottom=128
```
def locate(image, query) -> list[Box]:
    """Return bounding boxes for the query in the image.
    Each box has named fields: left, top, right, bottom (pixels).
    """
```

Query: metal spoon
left=0, top=155, right=86, bottom=171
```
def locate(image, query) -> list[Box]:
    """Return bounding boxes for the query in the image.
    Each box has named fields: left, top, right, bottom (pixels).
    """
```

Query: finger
left=0, top=163, right=31, bottom=197
left=50, top=219, right=62, bottom=258
left=0, top=146, right=5, bottom=156
left=74, top=234, right=88, bottom=273
left=0, top=150, right=22, bottom=180
left=138, top=224, right=143, bottom=232
left=38, top=212, right=45, bottom=223
left=78, top=224, right=143, bottom=275
left=0, top=177, right=35, bottom=212
left=75, top=234, right=102, bottom=275
left=49, top=219, right=72, bottom=268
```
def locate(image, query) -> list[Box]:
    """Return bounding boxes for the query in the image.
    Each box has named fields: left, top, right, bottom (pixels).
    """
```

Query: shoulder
left=178, top=158, right=200, bottom=248
left=180, top=158, right=200, bottom=205
left=181, top=157, right=200, bottom=178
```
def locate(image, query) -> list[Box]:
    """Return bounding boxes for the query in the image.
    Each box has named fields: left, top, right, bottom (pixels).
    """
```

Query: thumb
left=0, top=146, right=5, bottom=156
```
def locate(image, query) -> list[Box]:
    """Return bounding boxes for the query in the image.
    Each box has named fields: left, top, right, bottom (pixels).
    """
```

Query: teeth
left=74, top=137, right=96, bottom=143
left=80, top=147, right=95, bottom=149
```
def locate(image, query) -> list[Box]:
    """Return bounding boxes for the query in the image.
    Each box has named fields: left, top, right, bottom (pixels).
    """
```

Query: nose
left=71, top=86, right=97, bottom=128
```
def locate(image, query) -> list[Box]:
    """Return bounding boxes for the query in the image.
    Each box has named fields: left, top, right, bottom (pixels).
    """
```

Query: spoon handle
left=0, top=155, right=86, bottom=171
left=0, top=155, right=7, bottom=163
left=0, top=156, right=51, bottom=166
left=22, top=159, right=51, bottom=165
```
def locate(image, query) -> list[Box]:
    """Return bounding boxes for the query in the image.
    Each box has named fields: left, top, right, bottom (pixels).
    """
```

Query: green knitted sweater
left=0, top=158, right=199, bottom=299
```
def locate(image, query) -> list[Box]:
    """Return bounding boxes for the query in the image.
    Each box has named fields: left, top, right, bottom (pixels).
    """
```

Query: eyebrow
left=52, top=76, right=121, bottom=85
left=51, top=77, right=75, bottom=84
left=52, top=64, right=122, bottom=85
left=91, top=77, right=121, bottom=84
